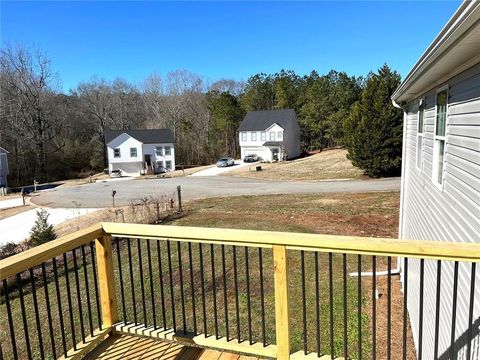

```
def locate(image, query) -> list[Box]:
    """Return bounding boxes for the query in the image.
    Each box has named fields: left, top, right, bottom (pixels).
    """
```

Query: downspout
left=350, top=99, right=408, bottom=278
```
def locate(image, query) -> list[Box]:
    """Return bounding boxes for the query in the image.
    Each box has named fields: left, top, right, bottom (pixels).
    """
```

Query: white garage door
left=244, top=147, right=266, bottom=159
left=113, top=162, right=142, bottom=176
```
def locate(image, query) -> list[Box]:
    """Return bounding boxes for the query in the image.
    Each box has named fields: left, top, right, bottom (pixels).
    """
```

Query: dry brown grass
left=223, top=149, right=364, bottom=181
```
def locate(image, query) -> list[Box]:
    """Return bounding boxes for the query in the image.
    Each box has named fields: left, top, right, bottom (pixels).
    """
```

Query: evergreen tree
left=30, top=209, right=57, bottom=246
left=343, top=64, right=403, bottom=177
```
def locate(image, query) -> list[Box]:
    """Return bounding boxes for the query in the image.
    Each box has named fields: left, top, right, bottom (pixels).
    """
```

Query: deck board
left=84, top=334, right=260, bottom=360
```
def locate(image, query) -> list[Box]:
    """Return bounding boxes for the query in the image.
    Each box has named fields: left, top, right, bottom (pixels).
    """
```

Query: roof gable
left=105, top=129, right=175, bottom=144
left=239, top=109, right=297, bottom=131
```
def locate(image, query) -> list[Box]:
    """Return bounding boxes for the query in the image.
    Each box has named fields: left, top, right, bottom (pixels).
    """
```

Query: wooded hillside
left=0, top=45, right=401, bottom=186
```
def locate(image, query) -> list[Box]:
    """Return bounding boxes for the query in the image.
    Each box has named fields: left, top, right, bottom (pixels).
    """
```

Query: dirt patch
left=223, top=149, right=364, bottom=181
left=0, top=205, right=35, bottom=220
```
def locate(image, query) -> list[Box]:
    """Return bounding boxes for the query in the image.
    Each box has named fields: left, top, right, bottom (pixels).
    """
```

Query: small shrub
left=30, top=209, right=57, bottom=246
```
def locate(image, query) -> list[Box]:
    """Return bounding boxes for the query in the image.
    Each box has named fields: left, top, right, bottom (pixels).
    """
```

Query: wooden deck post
left=273, top=245, right=290, bottom=360
left=95, top=234, right=118, bottom=327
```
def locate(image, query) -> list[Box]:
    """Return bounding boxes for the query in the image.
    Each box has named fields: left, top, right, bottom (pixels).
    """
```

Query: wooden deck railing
left=0, top=222, right=479, bottom=360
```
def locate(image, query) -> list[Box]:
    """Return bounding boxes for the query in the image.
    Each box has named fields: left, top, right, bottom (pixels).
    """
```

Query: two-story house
left=105, top=129, right=175, bottom=176
left=238, top=109, right=301, bottom=162
left=0, top=147, right=9, bottom=187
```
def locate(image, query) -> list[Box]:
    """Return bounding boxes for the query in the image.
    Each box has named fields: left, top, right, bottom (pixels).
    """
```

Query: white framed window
left=130, top=147, right=137, bottom=157
left=251, top=132, right=257, bottom=141
left=241, top=132, right=247, bottom=142
left=157, top=160, right=164, bottom=168
left=277, top=131, right=283, bottom=140
left=114, top=148, right=120, bottom=158
left=166, top=160, right=172, bottom=170
left=261, top=132, right=266, bottom=141
left=269, top=132, right=275, bottom=141
left=416, top=99, right=424, bottom=170
left=155, top=146, right=163, bottom=156
left=164, top=146, right=171, bottom=156
left=432, top=87, right=448, bottom=188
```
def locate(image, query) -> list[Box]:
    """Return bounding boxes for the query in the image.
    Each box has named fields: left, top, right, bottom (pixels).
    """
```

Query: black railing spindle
left=53, top=257, right=68, bottom=356
left=259, top=248, right=266, bottom=347
left=3, top=279, right=18, bottom=360
left=245, top=246, right=252, bottom=345
left=177, top=241, right=186, bottom=334
left=16, top=273, right=32, bottom=359
left=147, top=240, right=157, bottom=329
left=29, top=268, right=45, bottom=360
left=63, top=253, right=77, bottom=350
left=358, top=255, right=362, bottom=360
left=199, top=243, right=207, bottom=336
left=233, top=246, right=241, bottom=342
left=328, top=253, right=334, bottom=359
left=167, top=240, right=176, bottom=331
left=72, top=249, right=86, bottom=342
left=387, top=257, right=391, bottom=360
left=418, top=259, right=424, bottom=360
left=127, top=239, right=138, bottom=325
left=402, top=258, right=408, bottom=360
left=156, top=240, right=167, bottom=330
left=188, top=242, right=197, bottom=334
left=221, top=245, right=229, bottom=340
left=372, top=255, right=376, bottom=360
left=211, top=244, right=219, bottom=339
left=449, top=261, right=459, bottom=360
left=315, top=252, right=321, bottom=356
left=466, top=262, right=476, bottom=359
left=137, top=239, right=147, bottom=326
left=433, top=260, right=441, bottom=359
left=41, top=263, right=56, bottom=359
left=301, top=250, right=307, bottom=354
left=343, top=253, right=348, bottom=359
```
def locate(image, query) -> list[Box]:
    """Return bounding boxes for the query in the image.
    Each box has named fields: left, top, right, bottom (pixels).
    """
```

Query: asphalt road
left=32, top=176, right=401, bottom=208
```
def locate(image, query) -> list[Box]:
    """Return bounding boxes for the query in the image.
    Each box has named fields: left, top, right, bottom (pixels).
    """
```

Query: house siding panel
left=401, top=63, right=480, bottom=359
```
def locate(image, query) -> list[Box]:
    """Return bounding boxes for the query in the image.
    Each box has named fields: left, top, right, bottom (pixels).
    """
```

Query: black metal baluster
left=29, top=268, right=45, bottom=360
left=41, top=263, right=56, bottom=359
left=156, top=240, right=167, bottom=330
left=147, top=240, right=157, bottom=329
left=233, top=245, right=241, bottom=342
left=90, top=242, right=102, bottom=330
left=245, top=246, right=252, bottom=345
left=343, top=253, right=348, bottom=359
left=127, top=239, right=138, bottom=325
left=315, top=252, right=321, bottom=356
left=329, top=253, right=334, bottom=359
left=402, top=258, right=408, bottom=360
left=259, top=248, right=266, bottom=347
left=466, top=263, right=476, bottom=359
left=433, top=260, right=441, bottom=359
left=3, top=279, right=18, bottom=360
left=199, top=243, right=207, bottom=336
left=72, top=248, right=86, bottom=342
left=81, top=245, right=94, bottom=337
left=449, top=261, right=459, bottom=360
left=63, top=253, right=77, bottom=350
left=357, top=255, right=362, bottom=360
left=372, top=255, right=376, bottom=360
left=16, top=273, right=32, bottom=359
left=115, top=238, right=127, bottom=322
left=387, top=257, right=391, bottom=360
left=222, top=245, right=229, bottom=340
left=418, top=259, right=424, bottom=360
left=188, top=242, right=197, bottom=334
left=211, top=244, right=219, bottom=339
left=177, top=241, right=186, bottom=334
left=137, top=239, right=147, bottom=326
left=301, top=250, right=307, bottom=355
left=53, top=257, right=68, bottom=355
left=167, top=240, right=176, bottom=331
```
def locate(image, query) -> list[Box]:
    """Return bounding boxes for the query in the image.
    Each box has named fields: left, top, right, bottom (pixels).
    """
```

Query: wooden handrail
left=0, top=223, right=104, bottom=281
left=101, top=222, right=480, bottom=262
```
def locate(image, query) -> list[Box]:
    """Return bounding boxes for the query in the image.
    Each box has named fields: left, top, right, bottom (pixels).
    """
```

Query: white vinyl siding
left=416, top=100, right=424, bottom=170
left=401, top=63, right=480, bottom=360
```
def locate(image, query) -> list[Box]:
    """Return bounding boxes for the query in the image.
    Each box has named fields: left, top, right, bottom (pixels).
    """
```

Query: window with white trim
left=241, top=132, right=247, bottom=141
left=432, top=88, right=448, bottom=186
left=155, top=146, right=163, bottom=156
left=114, top=148, right=120, bottom=158
left=164, top=146, right=171, bottom=156
left=251, top=132, right=257, bottom=141
left=277, top=131, right=283, bottom=140
left=261, top=132, right=266, bottom=141
left=130, top=147, right=137, bottom=157
left=416, top=100, right=424, bottom=170
left=269, top=132, right=275, bottom=141
left=166, top=160, right=172, bottom=170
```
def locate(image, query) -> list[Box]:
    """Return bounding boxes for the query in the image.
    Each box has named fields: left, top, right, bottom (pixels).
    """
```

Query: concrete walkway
left=0, top=197, right=24, bottom=209
left=0, top=207, right=98, bottom=245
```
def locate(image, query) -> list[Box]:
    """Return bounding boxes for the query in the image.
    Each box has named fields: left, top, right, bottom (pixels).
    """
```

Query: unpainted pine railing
left=0, top=222, right=479, bottom=360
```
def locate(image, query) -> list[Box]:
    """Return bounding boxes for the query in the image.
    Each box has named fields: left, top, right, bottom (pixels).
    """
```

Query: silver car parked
left=216, top=157, right=235, bottom=167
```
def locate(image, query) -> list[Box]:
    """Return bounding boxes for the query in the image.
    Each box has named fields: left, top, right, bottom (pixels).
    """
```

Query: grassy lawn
left=223, top=149, right=364, bottom=181
left=1, top=191, right=413, bottom=360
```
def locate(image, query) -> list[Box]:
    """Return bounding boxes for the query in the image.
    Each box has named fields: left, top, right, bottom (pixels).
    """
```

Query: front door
left=271, top=148, right=279, bottom=161
left=144, top=154, right=152, bottom=166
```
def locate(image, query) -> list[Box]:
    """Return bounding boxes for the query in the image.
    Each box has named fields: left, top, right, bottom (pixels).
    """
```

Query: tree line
left=0, top=44, right=403, bottom=186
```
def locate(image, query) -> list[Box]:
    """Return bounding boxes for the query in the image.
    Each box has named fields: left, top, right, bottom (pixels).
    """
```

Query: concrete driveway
left=32, top=176, right=401, bottom=208
left=190, top=160, right=255, bottom=176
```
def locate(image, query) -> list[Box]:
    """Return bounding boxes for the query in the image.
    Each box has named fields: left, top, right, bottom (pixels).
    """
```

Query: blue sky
left=1, top=1, right=461, bottom=93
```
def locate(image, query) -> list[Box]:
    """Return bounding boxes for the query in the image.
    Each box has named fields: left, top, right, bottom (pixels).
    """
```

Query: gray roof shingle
left=105, top=129, right=174, bottom=144
left=239, top=109, right=297, bottom=131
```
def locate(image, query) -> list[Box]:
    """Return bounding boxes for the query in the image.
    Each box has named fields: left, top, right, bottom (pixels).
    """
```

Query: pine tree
left=30, top=209, right=57, bottom=246
left=343, top=64, right=403, bottom=177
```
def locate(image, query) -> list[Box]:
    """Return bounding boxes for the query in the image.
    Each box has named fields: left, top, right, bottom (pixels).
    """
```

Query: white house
left=392, top=2, right=479, bottom=359
left=0, top=147, right=9, bottom=187
left=105, top=129, right=175, bottom=176
left=238, top=109, right=301, bottom=162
